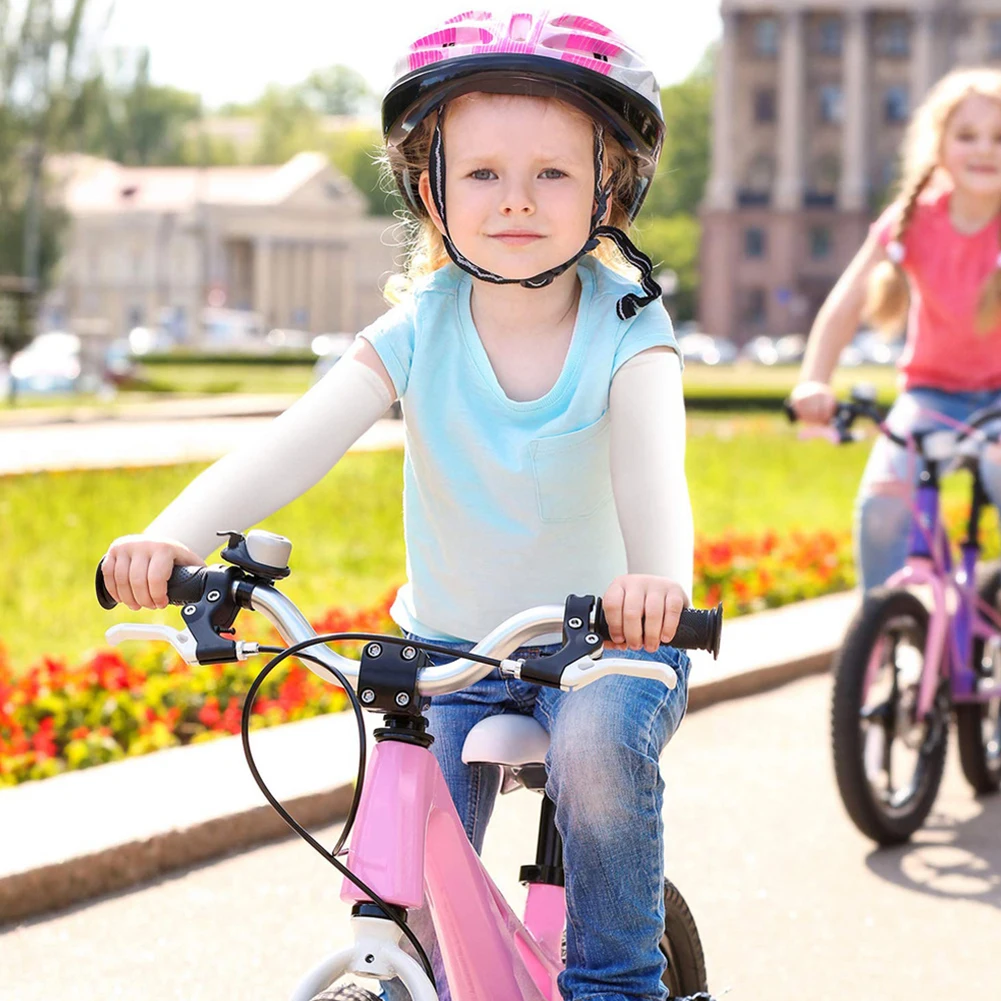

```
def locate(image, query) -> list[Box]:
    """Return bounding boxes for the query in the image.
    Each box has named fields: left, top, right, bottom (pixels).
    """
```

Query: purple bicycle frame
left=866, top=440, right=1001, bottom=719
left=339, top=737, right=563, bottom=1001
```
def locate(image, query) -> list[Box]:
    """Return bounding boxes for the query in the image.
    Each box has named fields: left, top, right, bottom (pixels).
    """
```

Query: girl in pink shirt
left=791, top=68, right=1001, bottom=590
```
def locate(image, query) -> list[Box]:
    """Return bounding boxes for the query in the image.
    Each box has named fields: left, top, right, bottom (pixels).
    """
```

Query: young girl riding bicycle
left=791, top=67, right=1001, bottom=592
left=102, top=12, right=694, bottom=1001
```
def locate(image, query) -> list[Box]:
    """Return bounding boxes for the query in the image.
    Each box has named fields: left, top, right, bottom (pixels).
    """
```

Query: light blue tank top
left=360, top=256, right=678, bottom=643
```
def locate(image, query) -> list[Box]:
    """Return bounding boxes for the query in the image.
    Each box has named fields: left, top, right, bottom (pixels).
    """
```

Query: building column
left=705, top=9, right=738, bottom=210
left=310, top=243, right=326, bottom=333
left=839, top=9, right=870, bottom=212
left=911, top=8, right=938, bottom=105
left=253, top=236, right=273, bottom=327
left=775, top=8, right=806, bottom=211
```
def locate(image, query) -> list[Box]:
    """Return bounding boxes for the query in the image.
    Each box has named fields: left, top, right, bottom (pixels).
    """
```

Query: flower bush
left=0, top=592, right=397, bottom=787
left=693, top=528, right=854, bottom=615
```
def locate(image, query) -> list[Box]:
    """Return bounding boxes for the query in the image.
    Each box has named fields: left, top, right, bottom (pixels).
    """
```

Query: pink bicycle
left=790, top=391, right=1001, bottom=844
left=97, top=530, right=723, bottom=1000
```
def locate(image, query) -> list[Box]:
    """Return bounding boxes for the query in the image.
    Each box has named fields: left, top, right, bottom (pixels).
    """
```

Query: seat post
left=520, top=793, right=564, bottom=885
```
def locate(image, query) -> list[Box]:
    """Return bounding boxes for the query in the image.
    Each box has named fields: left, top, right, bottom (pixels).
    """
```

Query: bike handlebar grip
left=95, top=561, right=207, bottom=609
left=164, top=565, right=207, bottom=605
left=594, top=602, right=723, bottom=658
left=671, top=604, right=723, bottom=659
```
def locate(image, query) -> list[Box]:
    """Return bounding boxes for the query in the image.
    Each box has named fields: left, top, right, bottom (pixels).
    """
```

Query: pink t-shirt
left=871, top=185, right=1001, bottom=392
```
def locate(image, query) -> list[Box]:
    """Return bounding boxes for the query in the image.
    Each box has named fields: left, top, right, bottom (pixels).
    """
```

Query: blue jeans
left=382, top=636, right=692, bottom=1001
left=855, top=386, right=1001, bottom=591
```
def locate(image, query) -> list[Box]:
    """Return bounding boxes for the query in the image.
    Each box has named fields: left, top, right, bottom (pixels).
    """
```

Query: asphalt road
left=2, top=673, right=998, bottom=1000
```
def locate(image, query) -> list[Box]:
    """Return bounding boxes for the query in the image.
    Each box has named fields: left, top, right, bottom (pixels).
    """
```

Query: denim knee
left=544, top=649, right=689, bottom=826
left=855, top=490, right=912, bottom=591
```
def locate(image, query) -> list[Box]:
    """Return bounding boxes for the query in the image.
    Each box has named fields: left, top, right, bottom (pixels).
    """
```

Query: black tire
left=831, top=588, right=948, bottom=845
left=956, top=563, right=1001, bottom=794
left=310, top=986, right=380, bottom=1001
left=661, top=877, right=708, bottom=998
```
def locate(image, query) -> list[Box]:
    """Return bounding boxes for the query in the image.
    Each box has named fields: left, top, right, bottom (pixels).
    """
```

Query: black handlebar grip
left=95, top=561, right=207, bottom=609
left=594, top=602, right=723, bottom=659
left=672, top=604, right=723, bottom=659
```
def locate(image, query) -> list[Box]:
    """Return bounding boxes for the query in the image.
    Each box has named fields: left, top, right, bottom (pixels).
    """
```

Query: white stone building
left=46, top=151, right=402, bottom=343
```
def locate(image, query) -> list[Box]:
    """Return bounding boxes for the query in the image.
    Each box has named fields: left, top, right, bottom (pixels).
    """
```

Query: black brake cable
left=242, top=632, right=512, bottom=984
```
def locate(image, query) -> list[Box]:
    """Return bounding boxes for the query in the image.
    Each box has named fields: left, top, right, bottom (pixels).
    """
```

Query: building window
left=744, top=227, right=767, bottom=259
left=877, top=17, right=910, bottom=58
left=754, top=88, right=776, bottom=123
left=738, top=153, right=775, bottom=206
left=885, top=85, right=910, bottom=124
left=818, top=17, right=842, bottom=56
left=990, top=20, right=1001, bottom=59
left=819, top=85, right=844, bottom=125
left=754, top=17, right=779, bottom=57
left=809, top=226, right=832, bottom=259
left=743, top=288, right=768, bottom=325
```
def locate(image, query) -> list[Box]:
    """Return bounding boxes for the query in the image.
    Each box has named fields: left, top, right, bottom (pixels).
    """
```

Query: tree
left=297, top=65, right=374, bottom=116
left=0, top=0, right=102, bottom=398
left=632, top=214, right=701, bottom=323
left=643, top=47, right=715, bottom=218
left=68, top=48, right=203, bottom=166
left=324, top=127, right=402, bottom=217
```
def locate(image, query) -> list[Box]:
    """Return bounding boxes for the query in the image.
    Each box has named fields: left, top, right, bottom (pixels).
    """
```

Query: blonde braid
left=975, top=215, right=1001, bottom=334
left=863, top=164, right=937, bottom=334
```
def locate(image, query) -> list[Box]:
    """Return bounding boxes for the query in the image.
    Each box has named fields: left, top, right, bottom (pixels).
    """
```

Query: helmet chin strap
left=428, top=108, right=662, bottom=320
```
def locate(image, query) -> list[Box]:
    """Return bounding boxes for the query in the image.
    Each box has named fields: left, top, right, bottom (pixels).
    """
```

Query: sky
left=101, top=1, right=723, bottom=110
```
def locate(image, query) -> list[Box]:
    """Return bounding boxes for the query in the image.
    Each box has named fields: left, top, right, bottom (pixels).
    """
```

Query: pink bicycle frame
left=340, top=737, right=563, bottom=1001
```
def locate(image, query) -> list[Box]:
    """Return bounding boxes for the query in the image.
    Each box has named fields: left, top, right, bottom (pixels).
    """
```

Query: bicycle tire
left=831, top=588, right=947, bottom=845
left=956, top=563, right=1001, bottom=794
left=661, top=877, right=709, bottom=997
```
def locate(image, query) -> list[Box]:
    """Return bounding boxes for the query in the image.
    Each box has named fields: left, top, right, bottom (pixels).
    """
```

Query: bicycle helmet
left=382, top=10, right=666, bottom=317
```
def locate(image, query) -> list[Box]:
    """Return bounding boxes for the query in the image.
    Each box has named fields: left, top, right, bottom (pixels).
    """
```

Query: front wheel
left=831, top=589, right=948, bottom=845
left=956, top=563, right=1001, bottom=794
left=661, top=877, right=708, bottom=998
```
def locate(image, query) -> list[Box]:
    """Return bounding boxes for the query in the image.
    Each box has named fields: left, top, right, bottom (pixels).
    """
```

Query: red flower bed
left=693, top=528, right=854, bottom=615
left=0, top=592, right=398, bottom=787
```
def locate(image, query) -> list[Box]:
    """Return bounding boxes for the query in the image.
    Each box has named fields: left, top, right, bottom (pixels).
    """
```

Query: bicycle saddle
left=461, top=714, right=550, bottom=767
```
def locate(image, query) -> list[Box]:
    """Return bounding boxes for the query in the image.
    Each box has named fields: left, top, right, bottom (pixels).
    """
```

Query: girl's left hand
left=601, top=574, right=689, bottom=653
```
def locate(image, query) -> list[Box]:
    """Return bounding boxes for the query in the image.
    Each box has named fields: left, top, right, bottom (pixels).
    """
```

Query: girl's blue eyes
left=468, top=169, right=568, bottom=180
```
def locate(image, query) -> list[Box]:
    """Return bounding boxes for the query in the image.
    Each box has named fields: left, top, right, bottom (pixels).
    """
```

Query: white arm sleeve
left=144, top=358, right=394, bottom=558
left=609, top=348, right=694, bottom=601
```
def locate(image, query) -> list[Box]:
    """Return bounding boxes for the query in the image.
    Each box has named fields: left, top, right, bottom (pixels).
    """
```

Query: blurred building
left=700, top=0, right=1001, bottom=342
left=44, top=151, right=401, bottom=343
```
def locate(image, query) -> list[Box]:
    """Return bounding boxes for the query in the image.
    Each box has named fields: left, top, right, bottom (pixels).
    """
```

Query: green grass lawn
left=1, top=414, right=892, bottom=672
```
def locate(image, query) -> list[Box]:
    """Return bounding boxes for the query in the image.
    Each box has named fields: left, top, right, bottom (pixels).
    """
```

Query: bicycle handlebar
left=96, top=559, right=723, bottom=697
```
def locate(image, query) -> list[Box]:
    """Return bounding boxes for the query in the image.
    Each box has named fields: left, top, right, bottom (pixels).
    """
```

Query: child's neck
left=948, top=185, right=1001, bottom=235
left=469, top=269, right=582, bottom=402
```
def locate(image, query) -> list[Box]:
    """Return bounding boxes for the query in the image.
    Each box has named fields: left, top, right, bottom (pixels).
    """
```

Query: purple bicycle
left=97, top=530, right=722, bottom=1000
left=793, top=390, right=1001, bottom=844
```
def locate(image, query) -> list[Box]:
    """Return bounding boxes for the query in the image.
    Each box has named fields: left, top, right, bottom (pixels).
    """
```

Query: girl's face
left=420, top=94, right=600, bottom=280
left=940, top=93, right=1001, bottom=199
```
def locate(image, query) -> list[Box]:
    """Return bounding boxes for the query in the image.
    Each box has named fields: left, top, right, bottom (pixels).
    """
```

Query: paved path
left=0, top=414, right=405, bottom=475
left=3, top=673, right=997, bottom=1000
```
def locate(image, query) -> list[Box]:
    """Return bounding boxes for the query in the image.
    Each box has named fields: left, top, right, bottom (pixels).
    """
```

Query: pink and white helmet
left=382, top=9, right=665, bottom=220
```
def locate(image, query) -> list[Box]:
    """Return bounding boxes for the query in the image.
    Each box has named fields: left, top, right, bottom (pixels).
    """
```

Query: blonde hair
left=865, top=67, right=1001, bottom=336
left=381, top=95, right=643, bottom=304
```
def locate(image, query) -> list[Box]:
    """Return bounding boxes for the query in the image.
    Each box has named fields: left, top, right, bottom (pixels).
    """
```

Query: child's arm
left=606, top=347, right=693, bottom=652
left=102, top=342, right=396, bottom=610
left=792, top=231, right=889, bottom=424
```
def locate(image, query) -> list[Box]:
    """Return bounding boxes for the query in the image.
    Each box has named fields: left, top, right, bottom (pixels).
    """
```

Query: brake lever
left=559, top=655, right=678, bottom=692
left=105, top=623, right=260, bottom=663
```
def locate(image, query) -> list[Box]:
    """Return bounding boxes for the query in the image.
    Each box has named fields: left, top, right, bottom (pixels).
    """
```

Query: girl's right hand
left=101, top=536, right=206, bottom=611
left=788, top=381, right=838, bottom=426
